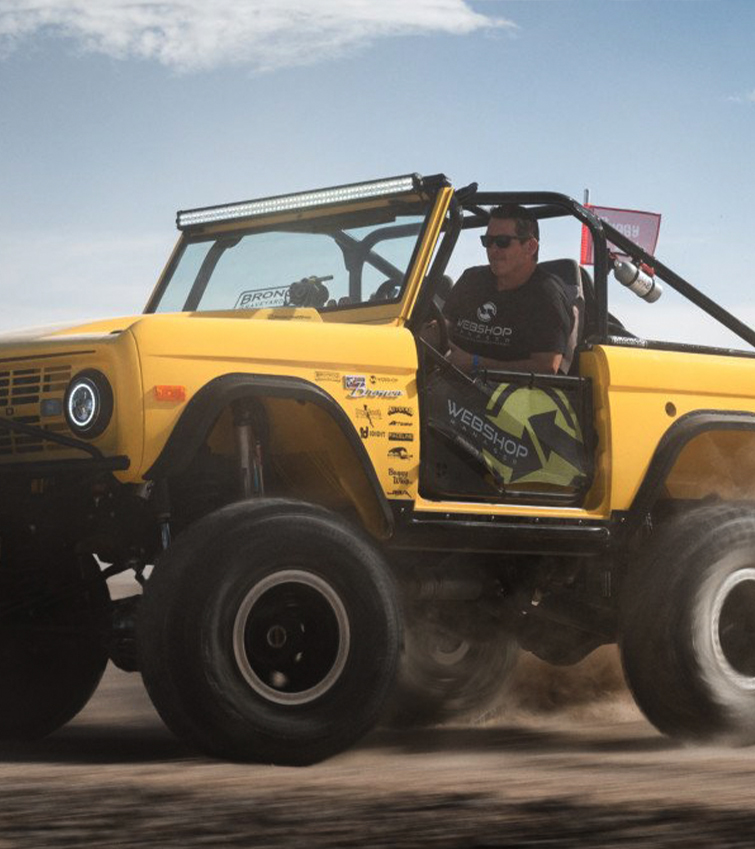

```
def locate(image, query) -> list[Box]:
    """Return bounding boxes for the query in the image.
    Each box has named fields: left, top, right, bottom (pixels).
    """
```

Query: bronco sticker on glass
left=235, top=286, right=289, bottom=309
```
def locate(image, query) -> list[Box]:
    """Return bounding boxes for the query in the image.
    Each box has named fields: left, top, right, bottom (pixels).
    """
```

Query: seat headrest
left=538, top=259, right=582, bottom=294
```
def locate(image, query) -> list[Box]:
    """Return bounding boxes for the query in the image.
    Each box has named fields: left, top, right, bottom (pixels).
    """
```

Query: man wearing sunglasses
left=443, top=204, right=572, bottom=375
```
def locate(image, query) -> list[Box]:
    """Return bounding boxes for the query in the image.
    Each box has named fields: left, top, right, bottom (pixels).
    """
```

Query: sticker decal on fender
left=344, top=374, right=402, bottom=399
left=388, top=432, right=414, bottom=442
left=344, top=375, right=366, bottom=391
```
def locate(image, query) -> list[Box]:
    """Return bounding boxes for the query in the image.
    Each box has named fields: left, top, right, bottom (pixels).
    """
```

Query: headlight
left=64, top=370, right=113, bottom=439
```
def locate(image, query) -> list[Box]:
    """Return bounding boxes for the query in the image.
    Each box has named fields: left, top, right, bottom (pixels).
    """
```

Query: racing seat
left=538, top=259, right=586, bottom=375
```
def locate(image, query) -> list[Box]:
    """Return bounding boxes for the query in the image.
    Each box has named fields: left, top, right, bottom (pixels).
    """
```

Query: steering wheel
left=422, top=297, right=449, bottom=358
left=372, top=279, right=401, bottom=301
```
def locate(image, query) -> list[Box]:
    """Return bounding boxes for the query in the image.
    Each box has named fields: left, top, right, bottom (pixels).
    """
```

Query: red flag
left=581, top=205, right=661, bottom=265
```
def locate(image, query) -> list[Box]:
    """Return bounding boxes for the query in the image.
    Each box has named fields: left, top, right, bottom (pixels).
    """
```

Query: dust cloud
left=500, top=645, right=634, bottom=721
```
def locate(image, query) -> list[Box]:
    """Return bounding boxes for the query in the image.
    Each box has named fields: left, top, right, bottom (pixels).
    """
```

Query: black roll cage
left=409, top=189, right=755, bottom=354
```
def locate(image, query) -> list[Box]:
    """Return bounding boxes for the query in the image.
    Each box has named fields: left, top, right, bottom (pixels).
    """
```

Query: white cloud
left=727, top=88, right=755, bottom=104
left=0, top=0, right=512, bottom=72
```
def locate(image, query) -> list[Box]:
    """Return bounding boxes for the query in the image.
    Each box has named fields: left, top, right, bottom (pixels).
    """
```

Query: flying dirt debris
left=3, top=651, right=753, bottom=849
left=3, top=173, right=755, bottom=766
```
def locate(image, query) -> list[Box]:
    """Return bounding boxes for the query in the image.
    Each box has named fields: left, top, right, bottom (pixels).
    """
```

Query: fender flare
left=145, top=373, right=394, bottom=535
left=623, top=408, right=755, bottom=536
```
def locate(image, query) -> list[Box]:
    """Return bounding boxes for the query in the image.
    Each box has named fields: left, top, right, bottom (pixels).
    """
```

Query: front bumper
left=0, top=416, right=129, bottom=478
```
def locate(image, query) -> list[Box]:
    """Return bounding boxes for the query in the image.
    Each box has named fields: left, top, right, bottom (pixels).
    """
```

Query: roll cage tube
left=456, top=192, right=755, bottom=350
left=333, top=221, right=425, bottom=302
left=598, top=220, right=755, bottom=351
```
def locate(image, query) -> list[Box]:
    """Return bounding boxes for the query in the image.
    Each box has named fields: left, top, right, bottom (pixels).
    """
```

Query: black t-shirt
left=443, top=265, right=571, bottom=363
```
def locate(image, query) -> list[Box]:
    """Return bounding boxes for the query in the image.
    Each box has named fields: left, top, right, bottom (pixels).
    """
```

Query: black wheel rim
left=232, top=569, right=350, bottom=705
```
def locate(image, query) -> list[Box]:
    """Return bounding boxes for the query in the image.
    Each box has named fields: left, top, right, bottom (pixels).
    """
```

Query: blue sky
left=1, top=0, right=753, bottom=347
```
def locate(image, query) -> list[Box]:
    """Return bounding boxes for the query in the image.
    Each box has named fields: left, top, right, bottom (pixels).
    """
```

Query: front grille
left=0, top=364, right=73, bottom=457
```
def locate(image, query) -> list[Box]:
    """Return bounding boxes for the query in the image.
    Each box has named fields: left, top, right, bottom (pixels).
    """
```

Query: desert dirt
left=2, top=575, right=755, bottom=847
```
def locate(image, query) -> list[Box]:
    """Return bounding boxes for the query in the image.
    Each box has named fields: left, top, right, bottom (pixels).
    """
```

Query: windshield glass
left=151, top=204, right=429, bottom=315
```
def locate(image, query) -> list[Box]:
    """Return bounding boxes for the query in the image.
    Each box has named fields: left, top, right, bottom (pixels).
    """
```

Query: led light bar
left=177, top=174, right=421, bottom=230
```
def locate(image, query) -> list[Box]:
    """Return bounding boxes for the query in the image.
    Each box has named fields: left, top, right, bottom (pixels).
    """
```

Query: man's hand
left=419, top=319, right=441, bottom=348
left=528, top=351, right=563, bottom=374
left=445, top=341, right=475, bottom=370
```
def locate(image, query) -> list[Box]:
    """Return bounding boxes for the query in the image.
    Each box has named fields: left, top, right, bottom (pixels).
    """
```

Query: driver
left=443, top=204, right=571, bottom=375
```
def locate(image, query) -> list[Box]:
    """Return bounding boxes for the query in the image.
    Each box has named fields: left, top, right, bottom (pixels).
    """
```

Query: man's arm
left=445, top=340, right=562, bottom=375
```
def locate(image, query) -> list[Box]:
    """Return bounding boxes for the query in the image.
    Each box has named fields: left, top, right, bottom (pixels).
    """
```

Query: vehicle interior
left=413, top=186, right=755, bottom=506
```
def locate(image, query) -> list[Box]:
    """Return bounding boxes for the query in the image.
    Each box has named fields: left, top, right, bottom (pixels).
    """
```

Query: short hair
left=489, top=204, right=539, bottom=242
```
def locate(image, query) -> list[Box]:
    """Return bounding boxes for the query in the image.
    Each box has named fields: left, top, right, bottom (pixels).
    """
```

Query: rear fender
left=624, top=409, right=755, bottom=535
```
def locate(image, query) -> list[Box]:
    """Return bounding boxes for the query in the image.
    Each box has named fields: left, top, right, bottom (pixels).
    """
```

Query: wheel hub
left=266, top=625, right=288, bottom=649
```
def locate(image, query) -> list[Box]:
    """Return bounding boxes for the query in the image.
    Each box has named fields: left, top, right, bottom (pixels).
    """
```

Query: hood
left=0, top=316, right=140, bottom=346
left=0, top=307, right=326, bottom=348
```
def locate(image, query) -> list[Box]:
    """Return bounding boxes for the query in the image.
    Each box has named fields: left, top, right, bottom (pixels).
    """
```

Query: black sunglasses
left=480, top=234, right=526, bottom=249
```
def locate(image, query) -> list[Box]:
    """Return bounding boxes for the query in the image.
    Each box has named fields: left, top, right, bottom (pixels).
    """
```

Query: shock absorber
left=232, top=398, right=266, bottom=498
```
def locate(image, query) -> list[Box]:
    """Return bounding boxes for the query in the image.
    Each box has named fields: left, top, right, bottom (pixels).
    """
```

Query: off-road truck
left=3, top=173, right=755, bottom=765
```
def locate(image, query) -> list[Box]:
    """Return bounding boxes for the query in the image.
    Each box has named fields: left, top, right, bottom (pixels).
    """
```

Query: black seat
left=538, top=258, right=586, bottom=374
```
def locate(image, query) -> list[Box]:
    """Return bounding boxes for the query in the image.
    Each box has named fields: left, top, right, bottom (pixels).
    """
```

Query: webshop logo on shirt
left=457, top=317, right=513, bottom=345
left=477, top=302, right=497, bottom=323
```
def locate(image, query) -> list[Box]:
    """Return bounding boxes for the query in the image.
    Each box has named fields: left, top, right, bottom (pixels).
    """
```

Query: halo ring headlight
left=64, top=370, right=113, bottom=439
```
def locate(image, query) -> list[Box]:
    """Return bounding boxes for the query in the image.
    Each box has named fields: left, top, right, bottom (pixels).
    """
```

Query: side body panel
left=412, top=345, right=755, bottom=526
left=585, top=345, right=755, bottom=513
left=129, top=314, right=421, bottom=496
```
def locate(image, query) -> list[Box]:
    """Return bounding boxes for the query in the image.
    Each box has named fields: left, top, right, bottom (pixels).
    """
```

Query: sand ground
left=2, top=574, right=755, bottom=847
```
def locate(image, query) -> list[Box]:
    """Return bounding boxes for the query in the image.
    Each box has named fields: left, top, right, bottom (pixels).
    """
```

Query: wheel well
left=664, top=428, right=755, bottom=501
left=625, top=410, right=755, bottom=537
left=150, top=374, right=392, bottom=539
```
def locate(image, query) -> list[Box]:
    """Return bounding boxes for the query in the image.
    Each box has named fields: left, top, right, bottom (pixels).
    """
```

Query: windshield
left=150, top=204, right=429, bottom=315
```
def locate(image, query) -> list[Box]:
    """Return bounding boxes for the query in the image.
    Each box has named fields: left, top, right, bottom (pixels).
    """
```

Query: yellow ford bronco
left=3, top=173, right=755, bottom=764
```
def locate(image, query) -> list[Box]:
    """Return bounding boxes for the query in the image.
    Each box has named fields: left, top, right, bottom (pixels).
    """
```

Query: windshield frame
left=144, top=194, right=438, bottom=317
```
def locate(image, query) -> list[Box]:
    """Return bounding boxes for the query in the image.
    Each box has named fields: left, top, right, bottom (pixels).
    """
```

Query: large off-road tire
left=138, top=499, right=401, bottom=765
left=0, top=547, right=109, bottom=739
left=387, top=603, right=519, bottom=726
left=620, top=504, right=755, bottom=744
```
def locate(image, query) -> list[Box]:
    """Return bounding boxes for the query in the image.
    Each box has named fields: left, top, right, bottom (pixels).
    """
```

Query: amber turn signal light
left=154, top=385, right=187, bottom=402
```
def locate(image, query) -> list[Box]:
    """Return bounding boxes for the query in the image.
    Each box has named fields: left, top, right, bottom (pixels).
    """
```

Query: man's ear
left=526, top=238, right=539, bottom=258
